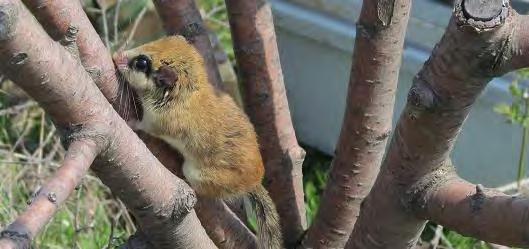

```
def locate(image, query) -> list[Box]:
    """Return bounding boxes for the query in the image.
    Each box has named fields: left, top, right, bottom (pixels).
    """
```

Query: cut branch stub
left=455, top=0, right=509, bottom=31
left=462, top=0, right=503, bottom=21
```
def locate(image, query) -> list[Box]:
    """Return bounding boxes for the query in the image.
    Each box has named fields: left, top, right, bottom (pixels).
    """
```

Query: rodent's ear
left=153, top=65, right=178, bottom=88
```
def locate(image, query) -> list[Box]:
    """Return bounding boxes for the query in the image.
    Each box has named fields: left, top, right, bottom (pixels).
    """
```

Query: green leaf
left=509, top=81, right=523, bottom=97
left=517, top=68, right=529, bottom=78
left=494, top=103, right=512, bottom=117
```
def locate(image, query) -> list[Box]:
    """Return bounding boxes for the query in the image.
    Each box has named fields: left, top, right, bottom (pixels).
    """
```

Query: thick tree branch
left=348, top=0, right=523, bottom=248
left=0, top=1, right=215, bottom=248
left=418, top=176, right=529, bottom=247
left=302, top=0, right=411, bottom=247
left=151, top=0, right=222, bottom=88
left=0, top=140, right=98, bottom=249
left=224, top=0, right=307, bottom=246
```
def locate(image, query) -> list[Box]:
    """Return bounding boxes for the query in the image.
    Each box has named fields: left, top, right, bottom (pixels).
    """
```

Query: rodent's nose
left=112, top=52, right=128, bottom=68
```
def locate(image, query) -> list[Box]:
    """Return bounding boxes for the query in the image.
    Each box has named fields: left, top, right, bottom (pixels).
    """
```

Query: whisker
left=118, top=74, right=125, bottom=119
left=123, top=81, right=130, bottom=121
left=131, top=85, right=139, bottom=121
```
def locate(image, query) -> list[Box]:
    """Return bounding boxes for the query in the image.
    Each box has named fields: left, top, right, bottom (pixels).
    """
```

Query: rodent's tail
left=248, top=184, right=283, bottom=249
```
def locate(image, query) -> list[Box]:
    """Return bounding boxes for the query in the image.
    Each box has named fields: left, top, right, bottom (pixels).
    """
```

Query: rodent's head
left=113, top=36, right=207, bottom=108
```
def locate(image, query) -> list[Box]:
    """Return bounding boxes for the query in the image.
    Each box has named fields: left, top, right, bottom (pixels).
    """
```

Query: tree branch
left=348, top=0, right=524, bottom=248
left=418, top=177, right=529, bottom=247
left=0, top=1, right=214, bottom=248
left=195, top=199, right=257, bottom=249
left=151, top=0, right=222, bottom=88
left=302, top=0, right=411, bottom=247
left=22, top=0, right=134, bottom=120
left=224, top=0, right=307, bottom=245
left=0, top=140, right=98, bottom=249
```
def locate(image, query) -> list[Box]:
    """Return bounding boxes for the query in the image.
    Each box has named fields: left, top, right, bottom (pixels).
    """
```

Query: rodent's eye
left=130, top=55, right=151, bottom=74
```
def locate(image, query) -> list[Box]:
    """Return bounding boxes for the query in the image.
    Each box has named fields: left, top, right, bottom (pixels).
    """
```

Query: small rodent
left=113, top=35, right=282, bottom=249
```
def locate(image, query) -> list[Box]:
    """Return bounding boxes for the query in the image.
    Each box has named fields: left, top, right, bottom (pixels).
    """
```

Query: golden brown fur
left=114, top=36, right=282, bottom=249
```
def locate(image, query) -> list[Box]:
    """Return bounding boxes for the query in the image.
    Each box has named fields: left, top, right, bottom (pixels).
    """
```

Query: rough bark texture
left=224, top=0, right=307, bottom=246
left=419, top=177, right=529, bottom=247
left=301, top=0, right=411, bottom=247
left=347, top=1, right=529, bottom=248
left=152, top=0, right=222, bottom=88
left=0, top=1, right=215, bottom=248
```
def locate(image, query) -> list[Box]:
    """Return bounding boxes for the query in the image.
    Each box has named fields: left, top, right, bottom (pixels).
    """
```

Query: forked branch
left=348, top=0, right=529, bottom=248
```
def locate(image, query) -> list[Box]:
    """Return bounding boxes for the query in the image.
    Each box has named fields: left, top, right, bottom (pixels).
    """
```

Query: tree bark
left=419, top=178, right=529, bottom=247
left=301, top=0, right=411, bottom=247
left=347, top=0, right=529, bottom=248
left=22, top=0, right=135, bottom=120
left=0, top=1, right=215, bottom=248
left=224, top=0, right=307, bottom=246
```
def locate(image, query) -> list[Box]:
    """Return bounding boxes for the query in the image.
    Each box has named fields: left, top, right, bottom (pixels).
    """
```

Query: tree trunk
left=302, top=0, right=411, bottom=247
left=225, top=0, right=307, bottom=246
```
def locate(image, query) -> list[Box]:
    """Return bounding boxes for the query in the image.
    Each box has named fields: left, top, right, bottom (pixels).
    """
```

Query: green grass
left=0, top=161, right=132, bottom=248
left=0, top=82, right=133, bottom=248
left=302, top=146, right=331, bottom=225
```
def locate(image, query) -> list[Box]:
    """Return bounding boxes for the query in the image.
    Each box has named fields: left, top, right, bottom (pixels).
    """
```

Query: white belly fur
left=136, top=115, right=202, bottom=186
left=159, top=135, right=202, bottom=187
